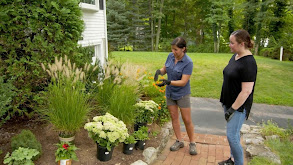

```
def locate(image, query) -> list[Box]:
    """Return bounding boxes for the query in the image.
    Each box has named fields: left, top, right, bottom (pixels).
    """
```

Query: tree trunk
left=149, top=0, right=154, bottom=51
left=155, top=0, right=164, bottom=51
left=212, top=23, right=218, bottom=53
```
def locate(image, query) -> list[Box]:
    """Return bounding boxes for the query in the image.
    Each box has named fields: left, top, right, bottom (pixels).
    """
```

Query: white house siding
left=78, top=0, right=108, bottom=67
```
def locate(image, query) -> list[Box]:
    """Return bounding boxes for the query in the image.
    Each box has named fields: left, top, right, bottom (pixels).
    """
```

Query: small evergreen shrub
left=11, top=130, right=42, bottom=160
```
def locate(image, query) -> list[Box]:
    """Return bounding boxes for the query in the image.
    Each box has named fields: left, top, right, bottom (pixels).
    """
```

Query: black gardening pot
left=97, top=144, right=114, bottom=162
left=123, top=143, right=135, bottom=155
left=135, top=140, right=146, bottom=150
left=134, top=122, right=147, bottom=131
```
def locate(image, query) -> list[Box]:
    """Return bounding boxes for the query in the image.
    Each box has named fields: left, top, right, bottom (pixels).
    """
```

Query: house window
left=99, top=0, right=104, bottom=10
left=81, top=0, right=95, bottom=5
left=79, top=0, right=99, bottom=11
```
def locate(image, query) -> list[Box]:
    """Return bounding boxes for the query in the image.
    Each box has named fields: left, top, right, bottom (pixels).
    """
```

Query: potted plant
left=122, top=134, right=137, bottom=155
left=134, top=100, right=159, bottom=131
left=84, top=113, right=129, bottom=161
left=4, top=147, right=39, bottom=165
left=40, top=56, right=91, bottom=142
left=133, top=126, right=149, bottom=150
left=55, top=142, right=78, bottom=165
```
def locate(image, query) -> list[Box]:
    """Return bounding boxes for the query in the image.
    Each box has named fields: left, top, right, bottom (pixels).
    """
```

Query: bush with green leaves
left=11, top=130, right=42, bottom=160
left=0, top=0, right=84, bottom=119
left=3, top=147, right=39, bottom=165
left=0, top=76, right=17, bottom=126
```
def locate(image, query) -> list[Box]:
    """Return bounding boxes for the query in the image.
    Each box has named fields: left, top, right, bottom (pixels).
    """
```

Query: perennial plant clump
left=84, top=113, right=129, bottom=151
left=134, top=100, right=159, bottom=124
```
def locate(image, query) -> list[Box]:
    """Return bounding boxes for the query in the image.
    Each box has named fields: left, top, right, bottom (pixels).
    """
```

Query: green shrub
left=0, top=76, right=17, bottom=126
left=0, top=0, right=84, bottom=119
left=261, top=120, right=288, bottom=138
left=4, top=147, right=39, bottom=165
left=11, top=130, right=42, bottom=160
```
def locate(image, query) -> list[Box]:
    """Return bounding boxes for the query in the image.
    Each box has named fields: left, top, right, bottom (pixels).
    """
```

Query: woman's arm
left=170, top=74, right=191, bottom=87
left=231, top=82, right=254, bottom=110
left=159, top=66, right=167, bottom=75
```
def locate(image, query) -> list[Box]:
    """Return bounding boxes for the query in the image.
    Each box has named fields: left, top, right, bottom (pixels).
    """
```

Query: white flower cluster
left=84, top=113, right=129, bottom=144
left=134, top=100, right=159, bottom=113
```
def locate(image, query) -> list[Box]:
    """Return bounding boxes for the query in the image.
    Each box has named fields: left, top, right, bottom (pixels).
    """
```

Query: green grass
left=265, top=138, right=293, bottom=165
left=248, top=156, right=279, bottom=165
left=111, top=51, right=293, bottom=107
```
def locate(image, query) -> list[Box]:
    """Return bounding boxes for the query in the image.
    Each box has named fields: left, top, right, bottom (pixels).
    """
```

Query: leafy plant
left=0, top=76, right=17, bottom=127
left=124, top=134, right=137, bottom=144
left=11, top=130, right=42, bottom=160
left=4, top=147, right=39, bottom=165
left=134, top=100, right=159, bottom=124
left=133, top=126, right=149, bottom=141
left=84, top=113, right=129, bottom=151
left=55, top=142, right=78, bottom=162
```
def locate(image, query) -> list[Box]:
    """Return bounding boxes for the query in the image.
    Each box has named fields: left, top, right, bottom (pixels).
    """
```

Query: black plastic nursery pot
left=135, top=140, right=146, bottom=150
left=97, top=144, right=114, bottom=161
left=123, top=143, right=135, bottom=155
left=134, top=122, right=147, bottom=131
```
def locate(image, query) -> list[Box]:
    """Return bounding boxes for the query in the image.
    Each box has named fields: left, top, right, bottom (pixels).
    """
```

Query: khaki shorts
left=166, top=94, right=191, bottom=108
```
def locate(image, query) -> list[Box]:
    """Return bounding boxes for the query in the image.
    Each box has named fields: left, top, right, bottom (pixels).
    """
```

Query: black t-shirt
left=220, top=54, right=257, bottom=119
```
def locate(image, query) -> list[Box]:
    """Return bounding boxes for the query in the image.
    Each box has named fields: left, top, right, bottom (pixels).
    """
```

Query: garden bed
left=0, top=116, right=164, bottom=165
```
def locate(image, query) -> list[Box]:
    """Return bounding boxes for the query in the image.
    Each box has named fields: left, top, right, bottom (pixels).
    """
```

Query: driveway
left=179, top=97, right=293, bottom=135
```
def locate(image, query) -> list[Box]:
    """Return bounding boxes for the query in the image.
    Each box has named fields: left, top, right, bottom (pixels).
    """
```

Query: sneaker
left=218, top=158, right=234, bottom=165
left=189, top=142, right=197, bottom=155
left=170, top=140, right=184, bottom=151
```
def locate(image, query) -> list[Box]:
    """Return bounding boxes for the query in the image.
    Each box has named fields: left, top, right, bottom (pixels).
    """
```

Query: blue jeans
left=224, top=105, right=246, bottom=165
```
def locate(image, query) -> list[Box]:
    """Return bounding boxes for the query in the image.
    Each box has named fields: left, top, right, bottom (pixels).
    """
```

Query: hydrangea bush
left=134, top=100, right=159, bottom=124
left=84, top=113, right=129, bottom=151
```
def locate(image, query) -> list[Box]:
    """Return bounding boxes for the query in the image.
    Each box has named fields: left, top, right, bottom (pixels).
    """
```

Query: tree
left=205, top=1, right=231, bottom=53
left=106, top=0, right=130, bottom=50
left=242, top=0, right=259, bottom=36
left=155, top=0, right=164, bottom=51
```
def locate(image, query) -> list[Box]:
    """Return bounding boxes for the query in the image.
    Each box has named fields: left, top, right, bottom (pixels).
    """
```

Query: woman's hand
left=156, top=79, right=171, bottom=87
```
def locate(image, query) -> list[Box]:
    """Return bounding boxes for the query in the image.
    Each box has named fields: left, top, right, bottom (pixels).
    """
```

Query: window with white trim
left=80, top=0, right=103, bottom=11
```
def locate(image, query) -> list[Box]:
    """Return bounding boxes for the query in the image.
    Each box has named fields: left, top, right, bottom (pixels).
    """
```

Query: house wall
left=78, top=0, right=108, bottom=67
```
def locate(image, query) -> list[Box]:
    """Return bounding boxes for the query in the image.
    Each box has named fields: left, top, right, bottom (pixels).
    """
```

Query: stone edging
left=241, top=124, right=281, bottom=164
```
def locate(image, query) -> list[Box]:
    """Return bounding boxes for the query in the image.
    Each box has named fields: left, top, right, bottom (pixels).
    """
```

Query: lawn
left=111, top=51, right=293, bottom=107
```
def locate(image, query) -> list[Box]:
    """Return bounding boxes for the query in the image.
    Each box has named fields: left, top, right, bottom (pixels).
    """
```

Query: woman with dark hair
left=154, top=37, right=197, bottom=155
left=218, top=29, right=257, bottom=165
